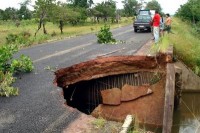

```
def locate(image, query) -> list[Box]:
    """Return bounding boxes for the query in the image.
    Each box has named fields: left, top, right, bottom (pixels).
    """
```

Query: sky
left=0, top=0, right=188, bottom=14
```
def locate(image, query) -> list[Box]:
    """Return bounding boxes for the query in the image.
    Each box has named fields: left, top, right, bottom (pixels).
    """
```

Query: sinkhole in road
left=62, top=72, right=162, bottom=115
left=54, top=55, right=168, bottom=124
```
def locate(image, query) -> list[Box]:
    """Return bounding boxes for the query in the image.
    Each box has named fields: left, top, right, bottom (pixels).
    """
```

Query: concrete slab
left=175, top=61, right=200, bottom=91
left=101, top=88, right=121, bottom=105
left=121, top=84, right=153, bottom=102
left=92, top=77, right=166, bottom=126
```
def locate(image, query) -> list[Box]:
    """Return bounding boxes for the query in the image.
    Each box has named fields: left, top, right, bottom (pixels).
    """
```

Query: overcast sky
left=0, top=0, right=188, bottom=14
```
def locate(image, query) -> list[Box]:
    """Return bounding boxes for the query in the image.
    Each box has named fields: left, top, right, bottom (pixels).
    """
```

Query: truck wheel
left=134, top=29, right=137, bottom=32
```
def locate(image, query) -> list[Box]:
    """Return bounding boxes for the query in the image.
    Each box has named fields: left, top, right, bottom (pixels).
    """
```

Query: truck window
left=137, top=15, right=151, bottom=20
left=139, top=10, right=150, bottom=15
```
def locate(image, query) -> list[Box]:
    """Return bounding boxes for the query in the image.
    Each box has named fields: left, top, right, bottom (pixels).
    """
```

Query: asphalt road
left=0, top=25, right=152, bottom=133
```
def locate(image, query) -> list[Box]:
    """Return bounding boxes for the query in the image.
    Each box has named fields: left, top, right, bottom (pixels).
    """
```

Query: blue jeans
left=153, top=27, right=159, bottom=43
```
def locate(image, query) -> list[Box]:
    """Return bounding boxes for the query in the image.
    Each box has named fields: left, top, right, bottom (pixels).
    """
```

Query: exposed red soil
left=91, top=77, right=166, bottom=127
left=55, top=54, right=171, bottom=88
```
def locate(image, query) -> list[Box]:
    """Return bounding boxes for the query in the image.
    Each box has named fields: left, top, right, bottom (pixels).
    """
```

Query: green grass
left=92, top=117, right=106, bottom=129
left=150, top=35, right=171, bottom=54
left=149, top=17, right=200, bottom=75
left=168, top=18, right=200, bottom=75
left=0, top=17, right=133, bottom=47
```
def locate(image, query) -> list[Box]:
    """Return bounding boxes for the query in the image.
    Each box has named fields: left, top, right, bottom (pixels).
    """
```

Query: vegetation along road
left=0, top=25, right=152, bottom=132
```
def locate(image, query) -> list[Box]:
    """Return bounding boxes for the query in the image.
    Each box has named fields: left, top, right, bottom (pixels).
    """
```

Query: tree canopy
left=145, top=0, right=162, bottom=13
left=3, top=7, right=18, bottom=21
left=67, top=0, right=94, bottom=8
left=94, top=0, right=116, bottom=17
left=18, top=0, right=32, bottom=20
left=176, top=0, right=200, bottom=24
left=122, top=0, right=140, bottom=17
left=34, top=0, right=57, bottom=35
left=0, top=0, right=134, bottom=34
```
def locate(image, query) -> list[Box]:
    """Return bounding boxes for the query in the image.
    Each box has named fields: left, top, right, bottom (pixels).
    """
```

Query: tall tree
left=122, top=0, right=140, bottom=17
left=18, top=0, right=32, bottom=20
left=19, top=0, right=31, bottom=6
left=176, top=0, right=200, bottom=24
left=0, top=9, right=4, bottom=20
left=3, top=7, right=18, bottom=21
left=50, top=3, right=67, bottom=34
left=50, top=2, right=88, bottom=33
left=188, top=0, right=200, bottom=23
left=88, top=0, right=94, bottom=8
left=94, top=0, right=116, bottom=22
left=68, top=0, right=93, bottom=8
left=145, top=0, right=162, bottom=13
left=34, top=0, right=56, bottom=36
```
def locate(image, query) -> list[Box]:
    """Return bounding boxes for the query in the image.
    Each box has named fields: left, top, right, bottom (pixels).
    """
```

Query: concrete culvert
left=54, top=55, right=171, bottom=127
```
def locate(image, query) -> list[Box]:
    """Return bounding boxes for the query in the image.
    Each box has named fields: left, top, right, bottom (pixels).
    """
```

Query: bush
left=0, top=44, right=18, bottom=72
left=97, top=25, right=116, bottom=44
left=6, top=31, right=32, bottom=45
left=0, top=72, right=18, bottom=97
left=6, top=34, right=19, bottom=44
left=11, top=55, right=34, bottom=73
left=0, top=44, right=34, bottom=97
left=51, top=31, right=57, bottom=37
left=15, top=20, right=20, bottom=27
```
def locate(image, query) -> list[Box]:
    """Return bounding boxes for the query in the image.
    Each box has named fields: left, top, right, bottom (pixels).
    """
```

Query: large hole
left=63, top=72, right=162, bottom=114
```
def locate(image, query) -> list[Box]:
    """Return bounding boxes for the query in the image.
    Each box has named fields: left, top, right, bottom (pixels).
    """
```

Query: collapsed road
left=0, top=25, right=152, bottom=132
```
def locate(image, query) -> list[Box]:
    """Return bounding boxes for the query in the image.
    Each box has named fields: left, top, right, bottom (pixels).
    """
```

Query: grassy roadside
left=151, top=17, right=200, bottom=75
left=168, top=18, right=200, bottom=75
left=0, top=17, right=133, bottom=47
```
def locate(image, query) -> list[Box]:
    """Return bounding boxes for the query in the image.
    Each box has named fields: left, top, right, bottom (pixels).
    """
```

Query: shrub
left=21, top=31, right=31, bottom=38
left=0, top=71, right=18, bottom=97
left=6, top=34, right=19, bottom=44
left=51, top=31, right=57, bottom=37
left=97, top=25, right=116, bottom=44
left=0, top=44, right=34, bottom=97
left=15, top=20, right=20, bottom=27
left=0, top=44, right=18, bottom=72
left=6, top=31, right=32, bottom=45
left=11, top=55, right=34, bottom=73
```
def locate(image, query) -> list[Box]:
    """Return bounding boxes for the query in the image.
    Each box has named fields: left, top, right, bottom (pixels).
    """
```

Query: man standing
left=164, top=13, right=172, bottom=33
left=152, top=10, right=161, bottom=44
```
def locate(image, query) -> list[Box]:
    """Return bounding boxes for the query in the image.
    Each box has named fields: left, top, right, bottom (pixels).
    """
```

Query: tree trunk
left=104, top=17, right=106, bottom=23
left=43, top=23, right=47, bottom=34
left=59, top=20, right=64, bottom=34
left=34, top=19, right=42, bottom=37
left=35, top=11, right=48, bottom=36
left=193, top=15, right=195, bottom=24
